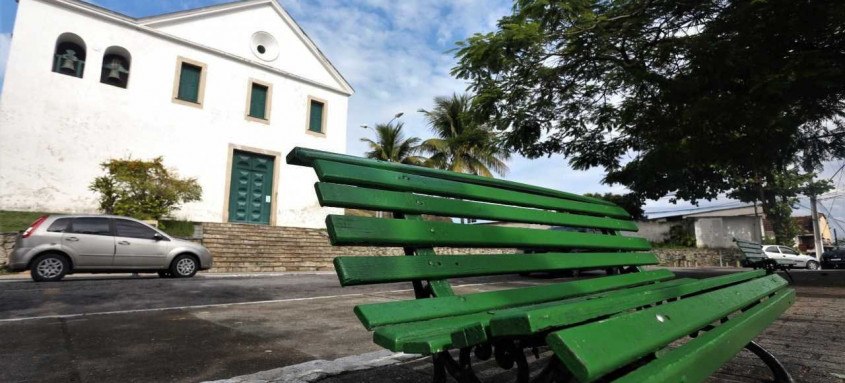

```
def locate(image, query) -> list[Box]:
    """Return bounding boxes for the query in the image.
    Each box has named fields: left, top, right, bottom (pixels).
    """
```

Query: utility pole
left=809, top=194, right=824, bottom=260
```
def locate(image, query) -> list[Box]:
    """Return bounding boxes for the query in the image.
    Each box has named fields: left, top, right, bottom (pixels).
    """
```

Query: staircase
left=201, top=222, right=402, bottom=272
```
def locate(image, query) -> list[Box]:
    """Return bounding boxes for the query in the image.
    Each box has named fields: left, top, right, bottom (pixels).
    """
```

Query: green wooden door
left=228, top=151, right=275, bottom=224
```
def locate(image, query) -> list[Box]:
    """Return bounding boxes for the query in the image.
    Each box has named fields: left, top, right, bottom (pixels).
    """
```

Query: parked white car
left=761, top=245, right=820, bottom=270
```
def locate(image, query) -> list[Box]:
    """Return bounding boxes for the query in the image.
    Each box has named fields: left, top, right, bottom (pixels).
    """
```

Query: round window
left=250, top=32, right=279, bottom=61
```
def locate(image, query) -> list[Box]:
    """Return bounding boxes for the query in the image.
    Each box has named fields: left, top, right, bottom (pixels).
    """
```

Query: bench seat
left=288, top=147, right=795, bottom=383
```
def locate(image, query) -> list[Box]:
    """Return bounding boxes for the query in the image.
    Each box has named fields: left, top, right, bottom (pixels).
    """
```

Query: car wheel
left=806, top=260, right=820, bottom=270
left=157, top=271, right=173, bottom=278
left=30, top=253, right=69, bottom=282
left=170, top=255, right=198, bottom=278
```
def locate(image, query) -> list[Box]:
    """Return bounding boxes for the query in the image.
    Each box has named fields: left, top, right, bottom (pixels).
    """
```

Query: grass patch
left=159, top=220, right=196, bottom=238
left=0, top=210, right=53, bottom=233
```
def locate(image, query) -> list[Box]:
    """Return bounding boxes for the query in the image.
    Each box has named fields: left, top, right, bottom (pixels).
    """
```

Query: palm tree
left=418, top=93, right=510, bottom=177
left=360, top=122, right=426, bottom=165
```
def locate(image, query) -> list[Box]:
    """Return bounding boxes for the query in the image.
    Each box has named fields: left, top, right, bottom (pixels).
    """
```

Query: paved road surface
left=1, top=269, right=843, bottom=383
left=0, top=272, right=553, bottom=382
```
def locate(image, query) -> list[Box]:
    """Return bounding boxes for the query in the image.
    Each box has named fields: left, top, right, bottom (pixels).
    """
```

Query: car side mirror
left=153, top=233, right=164, bottom=241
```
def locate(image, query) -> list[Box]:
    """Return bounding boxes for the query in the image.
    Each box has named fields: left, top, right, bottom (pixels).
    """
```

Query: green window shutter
left=309, top=100, right=324, bottom=133
left=177, top=63, right=202, bottom=103
left=249, top=83, right=268, bottom=119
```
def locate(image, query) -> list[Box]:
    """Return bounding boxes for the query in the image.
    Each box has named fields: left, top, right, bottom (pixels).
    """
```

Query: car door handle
left=118, top=241, right=130, bottom=245
left=65, top=237, right=79, bottom=242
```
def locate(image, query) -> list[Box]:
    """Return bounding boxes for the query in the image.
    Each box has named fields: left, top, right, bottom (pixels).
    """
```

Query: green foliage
left=0, top=210, right=53, bottom=232
left=158, top=220, right=196, bottom=238
left=664, top=224, right=696, bottom=248
left=453, top=0, right=845, bottom=234
left=761, top=237, right=779, bottom=246
left=361, top=122, right=427, bottom=165
left=419, top=93, right=511, bottom=177
left=89, top=157, right=202, bottom=220
left=729, top=170, right=831, bottom=244
left=583, top=192, right=645, bottom=220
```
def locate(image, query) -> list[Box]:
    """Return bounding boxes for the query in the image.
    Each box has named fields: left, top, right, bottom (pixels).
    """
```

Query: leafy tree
left=90, top=157, right=202, bottom=220
left=360, top=122, right=427, bottom=165
left=419, top=93, right=511, bottom=177
left=583, top=192, right=645, bottom=220
left=453, top=0, right=845, bottom=240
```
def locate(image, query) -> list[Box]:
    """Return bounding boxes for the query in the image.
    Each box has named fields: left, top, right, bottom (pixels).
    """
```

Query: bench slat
left=488, top=270, right=766, bottom=337
left=335, top=252, right=658, bottom=286
left=327, top=215, right=651, bottom=250
left=312, top=160, right=630, bottom=218
left=614, top=288, right=795, bottom=383
left=356, top=269, right=674, bottom=329
left=287, top=147, right=615, bottom=207
left=316, top=183, right=638, bottom=232
left=546, top=274, right=789, bottom=382
left=371, top=272, right=680, bottom=354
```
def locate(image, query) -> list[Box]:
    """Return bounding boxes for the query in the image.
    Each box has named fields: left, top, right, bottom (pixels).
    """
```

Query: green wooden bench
left=734, top=238, right=798, bottom=269
left=288, top=147, right=796, bottom=383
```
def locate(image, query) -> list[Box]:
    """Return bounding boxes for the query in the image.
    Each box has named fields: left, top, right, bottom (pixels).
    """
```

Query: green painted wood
left=286, top=146, right=616, bottom=207
left=356, top=269, right=674, bottom=329
left=312, top=160, right=629, bottom=218
left=546, top=274, right=789, bottom=382
left=326, top=215, right=651, bottom=250
left=449, top=277, right=697, bottom=349
left=309, top=100, right=324, bottom=132
left=316, top=183, right=638, bottom=232
left=489, top=270, right=766, bottom=337
left=371, top=272, right=678, bottom=354
left=386, top=280, right=693, bottom=354
left=248, top=83, right=268, bottom=119
left=614, top=288, right=796, bottom=383
left=177, top=63, right=201, bottom=103
left=734, top=239, right=765, bottom=263
left=335, top=252, right=659, bottom=286
left=373, top=312, right=491, bottom=354
left=400, top=214, right=454, bottom=298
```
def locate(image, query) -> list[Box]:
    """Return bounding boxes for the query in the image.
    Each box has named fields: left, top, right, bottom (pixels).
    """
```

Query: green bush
left=664, top=224, right=696, bottom=247
left=0, top=210, right=53, bottom=232
left=158, top=220, right=196, bottom=238
left=89, top=157, right=201, bottom=220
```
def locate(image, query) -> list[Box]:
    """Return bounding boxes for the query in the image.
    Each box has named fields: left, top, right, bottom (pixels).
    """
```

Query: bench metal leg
left=531, top=357, right=574, bottom=383
left=744, top=341, right=795, bottom=383
left=432, top=348, right=481, bottom=383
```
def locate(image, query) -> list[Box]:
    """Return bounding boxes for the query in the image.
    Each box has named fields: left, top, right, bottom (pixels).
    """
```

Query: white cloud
left=279, top=0, right=616, bottom=203
left=0, top=33, right=11, bottom=93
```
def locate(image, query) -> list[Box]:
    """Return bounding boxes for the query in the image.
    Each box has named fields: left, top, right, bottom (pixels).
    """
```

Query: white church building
left=0, top=0, right=352, bottom=228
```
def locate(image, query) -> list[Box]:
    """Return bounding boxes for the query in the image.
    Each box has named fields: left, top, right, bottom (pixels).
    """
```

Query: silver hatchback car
left=8, top=215, right=213, bottom=282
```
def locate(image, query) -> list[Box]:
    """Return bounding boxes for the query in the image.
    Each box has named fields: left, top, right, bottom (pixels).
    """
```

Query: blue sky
left=0, top=0, right=842, bottom=233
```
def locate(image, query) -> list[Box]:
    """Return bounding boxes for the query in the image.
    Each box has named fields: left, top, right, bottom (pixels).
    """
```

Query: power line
left=644, top=201, right=749, bottom=215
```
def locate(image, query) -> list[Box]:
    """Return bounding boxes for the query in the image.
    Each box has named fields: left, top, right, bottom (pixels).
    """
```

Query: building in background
left=640, top=205, right=764, bottom=248
left=643, top=205, right=834, bottom=250
left=0, top=0, right=352, bottom=228
left=769, top=214, right=833, bottom=253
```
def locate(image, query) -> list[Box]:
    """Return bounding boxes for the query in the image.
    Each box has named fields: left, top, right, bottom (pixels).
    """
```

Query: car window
left=779, top=246, right=799, bottom=255
left=115, top=219, right=159, bottom=240
left=763, top=246, right=779, bottom=253
left=46, top=218, right=71, bottom=232
left=69, top=217, right=112, bottom=236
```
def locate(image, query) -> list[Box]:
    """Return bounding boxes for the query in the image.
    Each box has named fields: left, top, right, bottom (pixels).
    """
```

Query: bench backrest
left=287, top=147, right=656, bottom=297
left=733, top=238, right=765, bottom=262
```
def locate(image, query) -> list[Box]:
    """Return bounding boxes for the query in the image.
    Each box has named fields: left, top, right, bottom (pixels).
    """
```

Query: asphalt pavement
left=1, top=269, right=843, bottom=383
left=0, top=271, right=546, bottom=382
